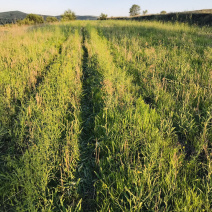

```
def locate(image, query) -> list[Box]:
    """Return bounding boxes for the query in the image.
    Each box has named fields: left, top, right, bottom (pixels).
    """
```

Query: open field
left=0, top=20, right=212, bottom=211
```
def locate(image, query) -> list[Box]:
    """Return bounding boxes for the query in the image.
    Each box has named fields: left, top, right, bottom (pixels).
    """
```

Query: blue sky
left=1, top=0, right=211, bottom=16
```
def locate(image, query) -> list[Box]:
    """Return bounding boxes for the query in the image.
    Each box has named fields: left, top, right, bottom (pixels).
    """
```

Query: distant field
left=0, top=21, right=212, bottom=211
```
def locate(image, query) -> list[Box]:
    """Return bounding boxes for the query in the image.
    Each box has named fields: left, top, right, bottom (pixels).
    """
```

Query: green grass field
left=0, top=21, right=212, bottom=211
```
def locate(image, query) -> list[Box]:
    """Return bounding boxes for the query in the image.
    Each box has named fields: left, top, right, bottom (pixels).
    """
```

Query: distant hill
left=0, top=11, right=97, bottom=25
left=76, top=15, right=98, bottom=20
left=0, top=11, right=27, bottom=24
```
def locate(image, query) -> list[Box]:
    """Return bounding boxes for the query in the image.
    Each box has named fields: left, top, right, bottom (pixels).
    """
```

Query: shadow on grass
left=77, top=27, right=103, bottom=211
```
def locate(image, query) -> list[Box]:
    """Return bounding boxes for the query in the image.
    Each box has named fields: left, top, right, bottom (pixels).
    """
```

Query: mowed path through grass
left=77, top=26, right=102, bottom=210
left=0, top=21, right=212, bottom=211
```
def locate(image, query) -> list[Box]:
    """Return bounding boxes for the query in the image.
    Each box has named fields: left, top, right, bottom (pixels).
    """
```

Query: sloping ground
left=134, top=13, right=212, bottom=26
left=109, top=9, right=212, bottom=26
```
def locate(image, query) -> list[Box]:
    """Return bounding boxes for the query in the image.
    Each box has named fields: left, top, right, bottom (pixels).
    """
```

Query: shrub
left=25, top=14, right=44, bottom=24
left=17, top=14, right=44, bottom=25
left=17, top=18, right=34, bottom=26
left=46, top=16, right=58, bottom=23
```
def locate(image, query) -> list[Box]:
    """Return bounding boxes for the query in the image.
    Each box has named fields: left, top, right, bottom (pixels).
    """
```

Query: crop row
left=84, top=24, right=212, bottom=211
left=93, top=21, right=212, bottom=211
left=0, top=24, right=83, bottom=211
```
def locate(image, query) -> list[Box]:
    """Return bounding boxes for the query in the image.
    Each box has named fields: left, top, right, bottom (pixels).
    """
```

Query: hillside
left=0, top=11, right=27, bottom=24
left=109, top=9, right=212, bottom=26
left=0, top=11, right=97, bottom=24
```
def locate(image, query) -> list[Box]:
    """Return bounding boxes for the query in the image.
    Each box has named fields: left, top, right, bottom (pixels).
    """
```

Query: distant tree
left=25, top=14, right=44, bottom=24
left=17, top=14, right=44, bottom=25
left=129, top=4, right=141, bottom=16
left=98, top=13, right=108, bottom=20
left=143, top=10, right=148, bottom=15
left=61, top=9, right=76, bottom=21
left=160, top=10, right=167, bottom=14
left=46, top=16, right=58, bottom=23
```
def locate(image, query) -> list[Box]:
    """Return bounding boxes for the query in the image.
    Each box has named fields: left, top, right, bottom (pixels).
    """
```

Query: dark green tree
left=61, top=9, right=76, bottom=21
left=98, top=13, right=108, bottom=20
left=160, top=10, right=167, bottom=14
left=129, top=4, right=141, bottom=16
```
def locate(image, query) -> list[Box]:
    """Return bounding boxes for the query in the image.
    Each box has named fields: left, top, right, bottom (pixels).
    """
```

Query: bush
left=160, top=10, right=167, bottom=14
left=25, top=14, right=44, bottom=24
left=17, top=14, right=44, bottom=25
left=46, top=16, right=58, bottom=23
left=17, top=19, right=34, bottom=26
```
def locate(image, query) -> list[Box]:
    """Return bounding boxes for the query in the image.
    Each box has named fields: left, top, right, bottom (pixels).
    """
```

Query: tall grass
left=85, top=22, right=212, bottom=211
left=97, top=20, right=212, bottom=163
left=0, top=24, right=83, bottom=211
left=0, top=24, right=69, bottom=156
left=0, top=20, right=211, bottom=211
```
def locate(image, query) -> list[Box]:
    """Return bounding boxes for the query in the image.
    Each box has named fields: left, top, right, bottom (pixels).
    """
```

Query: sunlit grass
left=0, top=20, right=211, bottom=211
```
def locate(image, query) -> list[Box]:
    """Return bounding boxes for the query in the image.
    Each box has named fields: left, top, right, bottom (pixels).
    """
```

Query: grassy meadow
left=0, top=21, right=211, bottom=211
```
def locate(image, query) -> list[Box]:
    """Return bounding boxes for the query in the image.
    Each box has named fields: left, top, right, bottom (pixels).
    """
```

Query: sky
left=0, top=0, right=211, bottom=17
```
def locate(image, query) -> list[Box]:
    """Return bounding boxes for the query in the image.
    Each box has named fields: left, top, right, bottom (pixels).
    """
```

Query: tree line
left=12, top=6, right=167, bottom=25
left=99, top=5, right=167, bottom=20
left=17, top=10, right=76, bottom=25
left=129, top=5, right=167, bottom=16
